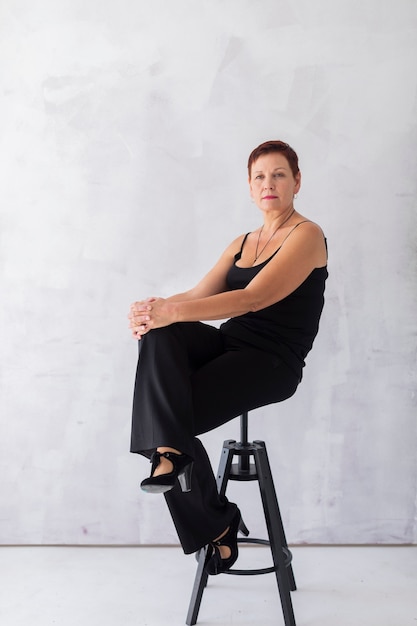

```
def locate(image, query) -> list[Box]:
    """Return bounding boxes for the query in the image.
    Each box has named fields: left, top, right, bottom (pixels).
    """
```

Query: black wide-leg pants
left=130, top=322, right=299, bottom=554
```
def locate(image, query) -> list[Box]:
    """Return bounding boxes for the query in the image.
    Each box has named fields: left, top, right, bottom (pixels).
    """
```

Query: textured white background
left=0, top=0, right=416, bottom=546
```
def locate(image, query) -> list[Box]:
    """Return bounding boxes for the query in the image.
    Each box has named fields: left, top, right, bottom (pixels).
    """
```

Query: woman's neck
left=261, top=206, right=296, bottom=233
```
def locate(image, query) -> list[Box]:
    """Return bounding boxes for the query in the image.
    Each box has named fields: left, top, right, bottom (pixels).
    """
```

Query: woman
left=128, top=140, right=327, bottom=575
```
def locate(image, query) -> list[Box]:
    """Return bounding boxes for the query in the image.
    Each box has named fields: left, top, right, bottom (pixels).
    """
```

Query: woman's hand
left=128, top=297, right=176, bottom=339
left=128, top=297, right=154, bottom=339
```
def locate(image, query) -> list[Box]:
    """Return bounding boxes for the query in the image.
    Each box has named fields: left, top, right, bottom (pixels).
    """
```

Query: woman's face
left=249, top=152, right=301, bottom=212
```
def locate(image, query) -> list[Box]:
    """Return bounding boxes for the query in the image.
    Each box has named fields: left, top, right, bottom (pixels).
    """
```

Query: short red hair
left=248, top=140, right=300, bottom=178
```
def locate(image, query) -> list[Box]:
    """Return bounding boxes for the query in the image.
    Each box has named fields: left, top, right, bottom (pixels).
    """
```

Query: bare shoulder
left=283, top=216, right=327, bottom=267
left=291, top=217, right=326, bottom=244
left=293, top=215, right=324, bottom=235
left=232, top=231, right=250, bottom=246
left=222, top=232, right=250, bottom=256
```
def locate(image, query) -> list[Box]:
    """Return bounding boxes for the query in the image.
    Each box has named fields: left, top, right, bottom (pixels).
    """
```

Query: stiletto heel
left=239, top=517, right=250, bottom=537
left=206, top=508, right=246, bottom=575
left=177, top=461, right=193, bottom=492
left=140, top=451, right=193, bottom=494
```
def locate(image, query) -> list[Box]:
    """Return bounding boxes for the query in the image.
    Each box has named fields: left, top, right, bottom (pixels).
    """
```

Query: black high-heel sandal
left=206, top=508, right=249, bottom=575
left=140, top=451, right=193, bottom=494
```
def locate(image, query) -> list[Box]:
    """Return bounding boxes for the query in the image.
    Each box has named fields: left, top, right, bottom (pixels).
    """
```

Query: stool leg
left=215, top=440, right=236, bottom=494
left=254, top=443, right=297, bottom=626
left=185, top=442, right=235, bottom=625
left=254, top=441, right=296, bottom=590
left=186, top=546, right=210, bottom=626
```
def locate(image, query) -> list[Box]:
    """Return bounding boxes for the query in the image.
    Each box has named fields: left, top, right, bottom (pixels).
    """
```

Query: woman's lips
left=262, top=195, right=278, bottom=199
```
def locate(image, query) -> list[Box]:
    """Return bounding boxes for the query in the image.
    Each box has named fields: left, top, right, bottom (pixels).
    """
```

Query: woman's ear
left=294, top=171, right=301, bottom=194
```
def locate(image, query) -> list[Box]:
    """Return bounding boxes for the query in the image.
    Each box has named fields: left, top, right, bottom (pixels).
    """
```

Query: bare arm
left=165, top=234, right=246, bottom=303
left=129, top=222, right=326, bottom=337
left=128, top=234, right=245, bottom=336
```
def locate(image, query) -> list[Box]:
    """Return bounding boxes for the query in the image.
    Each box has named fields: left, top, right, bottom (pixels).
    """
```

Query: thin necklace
left=254, top=208, right=295, bottom=263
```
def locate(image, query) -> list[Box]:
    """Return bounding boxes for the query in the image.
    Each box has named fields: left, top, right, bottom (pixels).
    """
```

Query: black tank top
left=220, top=224, right=328, bottom=379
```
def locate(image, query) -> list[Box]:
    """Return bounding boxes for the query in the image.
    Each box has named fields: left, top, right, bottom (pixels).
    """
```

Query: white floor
left=0, top=545, right=416, bottom=626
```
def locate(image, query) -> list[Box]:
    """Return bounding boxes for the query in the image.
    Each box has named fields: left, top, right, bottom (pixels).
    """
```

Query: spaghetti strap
left=278, top=220, right=310, bottom=249
left=264, top=221, right=311, bottom=261
left=240, top=232, right=250, bottom=252
left=236, top=222, right=317, bottom=265
left=234, top=232, right=251, bottom=262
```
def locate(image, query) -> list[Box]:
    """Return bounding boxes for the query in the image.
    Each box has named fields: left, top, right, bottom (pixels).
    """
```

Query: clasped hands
left=128, top=297, right=173, bottom=339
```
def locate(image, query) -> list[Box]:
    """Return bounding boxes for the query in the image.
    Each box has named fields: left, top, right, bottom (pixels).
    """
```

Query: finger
left=139, top=304, right=152, bottom=311
left=132, top=325, right=147, bottom=337
left=131, top=312, right=151, bottom=320
left=130, top=302, right=146, bottom=312
left=132, top=307, right=152, bottom=317
left=129, top=315, right=150, bottom=327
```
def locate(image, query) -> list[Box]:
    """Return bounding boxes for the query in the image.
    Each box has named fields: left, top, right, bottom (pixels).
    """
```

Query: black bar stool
left=186, top=411, right=297, bottom=626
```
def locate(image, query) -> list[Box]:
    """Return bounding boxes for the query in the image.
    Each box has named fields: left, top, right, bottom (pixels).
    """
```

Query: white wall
left=1, top=0, right=416, bottom=546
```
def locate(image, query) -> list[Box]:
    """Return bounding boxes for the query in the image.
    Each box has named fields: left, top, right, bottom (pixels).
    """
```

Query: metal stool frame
left=186, top=411, right=297, bottom=626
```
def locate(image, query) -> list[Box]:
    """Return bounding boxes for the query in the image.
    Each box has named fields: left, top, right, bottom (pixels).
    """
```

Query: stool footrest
left=225, top=566, right=277, bottom=576
left=224, top=537, right=293, bottom=576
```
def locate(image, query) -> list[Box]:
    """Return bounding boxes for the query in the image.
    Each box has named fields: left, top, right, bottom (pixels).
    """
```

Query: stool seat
left=186, top=412, right=297, bottom=626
